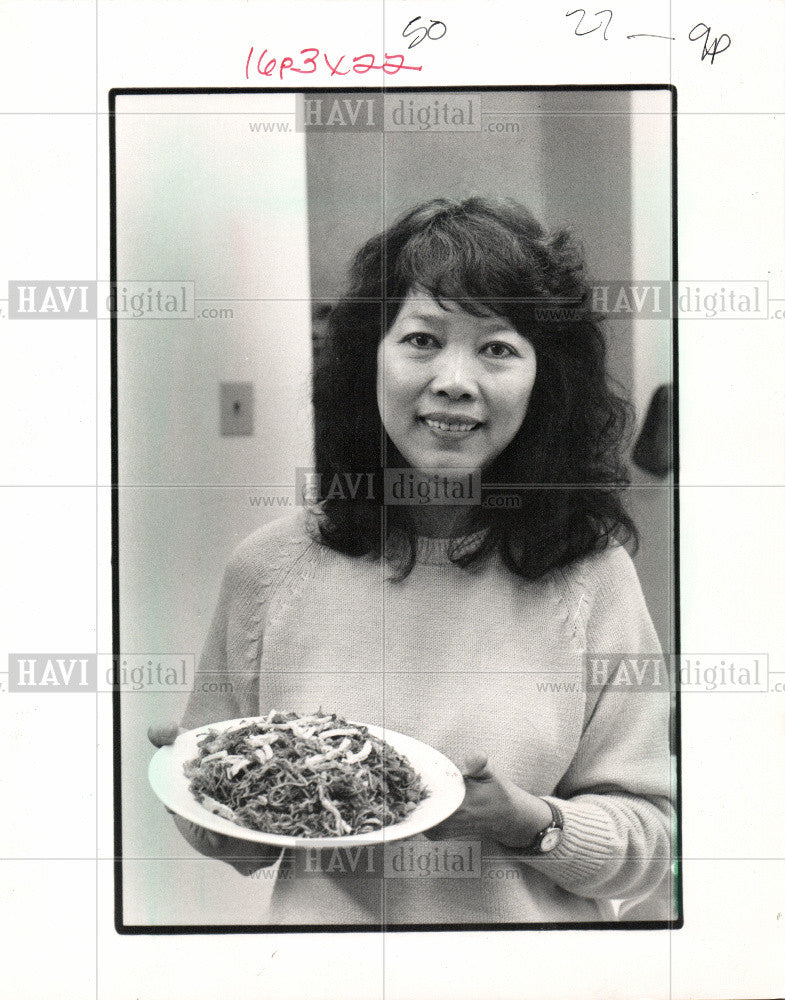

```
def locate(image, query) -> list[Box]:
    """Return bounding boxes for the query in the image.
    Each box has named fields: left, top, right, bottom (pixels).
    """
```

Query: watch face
left=540, top=828, right=563, bottom=853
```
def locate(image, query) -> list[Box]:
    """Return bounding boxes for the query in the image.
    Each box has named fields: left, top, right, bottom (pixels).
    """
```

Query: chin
left=422, top=453, right=483, bottom=471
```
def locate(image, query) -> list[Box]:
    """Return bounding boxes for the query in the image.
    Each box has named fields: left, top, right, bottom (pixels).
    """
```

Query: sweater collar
left=304, top=505, right=488, bottom=567
left=412, top=528, right=488, bottom=566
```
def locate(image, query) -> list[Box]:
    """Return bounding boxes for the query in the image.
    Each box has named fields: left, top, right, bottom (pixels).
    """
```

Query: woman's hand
left=148, top=724, right=282, bottom=876
left=425, top=752, right=554, bottom=850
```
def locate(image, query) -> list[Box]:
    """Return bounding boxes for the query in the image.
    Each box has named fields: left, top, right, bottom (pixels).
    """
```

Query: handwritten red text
left=245, top=47, right=423, bottom=80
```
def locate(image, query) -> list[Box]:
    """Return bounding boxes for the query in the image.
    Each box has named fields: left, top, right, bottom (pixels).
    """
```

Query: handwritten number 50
left=566, top=8, right=613, bottom=41
left=403, top=17, right=447, bottom=49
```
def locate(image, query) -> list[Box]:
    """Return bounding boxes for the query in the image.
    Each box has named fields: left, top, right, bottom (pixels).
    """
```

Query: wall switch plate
left=220, top=381, right=254, bottom=436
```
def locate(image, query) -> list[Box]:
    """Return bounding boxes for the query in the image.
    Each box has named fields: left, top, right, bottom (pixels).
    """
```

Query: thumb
left=148, top=723, right=184, bottom=748
left=461, top=752, right=492, bottom=780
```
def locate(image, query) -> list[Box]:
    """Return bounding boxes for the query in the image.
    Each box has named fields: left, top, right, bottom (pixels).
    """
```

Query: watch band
left=545, top=799, right=564, bottom=831
left=525, top=799, right=564, bottom=855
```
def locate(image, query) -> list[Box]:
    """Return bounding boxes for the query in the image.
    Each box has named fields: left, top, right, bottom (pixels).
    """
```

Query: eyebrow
left=400, top=312, right=524, bottom=336
left=401, top=312, right=448, bottom=325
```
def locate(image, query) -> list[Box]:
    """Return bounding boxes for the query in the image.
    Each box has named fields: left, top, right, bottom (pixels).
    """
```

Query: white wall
left=630, top=90, right=673, bottom=424
left=627, top=89, right=675, bottom=652
left=115, top=92, right=312, bottom=923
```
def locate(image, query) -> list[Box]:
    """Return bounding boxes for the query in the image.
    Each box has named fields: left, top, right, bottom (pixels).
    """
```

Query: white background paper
left=1, top=1, right=784, bottom=998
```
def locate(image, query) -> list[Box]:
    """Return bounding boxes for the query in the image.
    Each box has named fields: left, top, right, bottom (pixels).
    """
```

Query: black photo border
left=110, top=83, right=682, bottom=935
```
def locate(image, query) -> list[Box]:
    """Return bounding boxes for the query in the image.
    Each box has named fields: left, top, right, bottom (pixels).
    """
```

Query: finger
left=171, top=815, right=279, bottom=870
left=148, top=723, right=184, bottom=748
left=424, top=820, right=455, bottom=841
left=227, top=849, right=279, bottom=876
left=228, top=860, right=263, bottom=877
left=461, top=752, right=491, bottom=780
left=220, top=839, right=281, bottom=875
left=172, top=814, right=223, bottom=857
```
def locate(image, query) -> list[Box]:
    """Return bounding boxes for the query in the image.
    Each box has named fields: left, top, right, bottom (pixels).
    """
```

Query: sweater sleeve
left=179, top=550, right=260, bottom=730
left=179, top=513, right=314, bottom=731
left=521, top=545, right=675, bottom=908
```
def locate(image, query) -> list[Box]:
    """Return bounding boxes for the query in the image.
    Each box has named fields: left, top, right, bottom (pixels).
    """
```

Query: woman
left=150, top=197, right=674, bottom=925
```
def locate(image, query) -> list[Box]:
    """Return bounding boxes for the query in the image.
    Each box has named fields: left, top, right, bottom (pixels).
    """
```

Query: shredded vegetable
left=184, top=711, right=427, bottom=837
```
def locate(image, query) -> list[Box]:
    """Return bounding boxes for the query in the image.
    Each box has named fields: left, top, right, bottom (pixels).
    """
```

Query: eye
left=482, top=341, right=519, bottom=358
left=402, top=332, right=440, bottom=349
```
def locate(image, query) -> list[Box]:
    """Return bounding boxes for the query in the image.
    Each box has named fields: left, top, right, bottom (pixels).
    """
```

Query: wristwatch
left=525, top=799, right=564, bottom=854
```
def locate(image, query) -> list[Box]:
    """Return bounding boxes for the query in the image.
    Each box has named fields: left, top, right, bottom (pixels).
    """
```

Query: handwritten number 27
left=567, top=8, right=613, bottom=41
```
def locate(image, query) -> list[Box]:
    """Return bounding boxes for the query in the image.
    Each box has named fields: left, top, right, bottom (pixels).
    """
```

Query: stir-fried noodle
left=184, top=711, right=427, bottom=837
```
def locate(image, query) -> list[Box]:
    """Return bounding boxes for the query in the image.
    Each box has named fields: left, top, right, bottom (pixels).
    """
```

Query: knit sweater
left=181, top=509, right=674, bottom=925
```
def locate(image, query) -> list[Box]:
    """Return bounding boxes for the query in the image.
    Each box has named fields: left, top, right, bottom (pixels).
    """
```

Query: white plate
left=148, top=717, right=465, bottom=849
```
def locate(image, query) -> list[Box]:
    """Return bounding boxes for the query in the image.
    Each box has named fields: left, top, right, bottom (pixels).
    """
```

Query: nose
left=428, top=346, right=478, bottom=400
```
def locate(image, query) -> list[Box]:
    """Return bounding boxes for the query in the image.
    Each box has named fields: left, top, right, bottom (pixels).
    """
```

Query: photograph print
left=112, top=86, right=679, bottom=931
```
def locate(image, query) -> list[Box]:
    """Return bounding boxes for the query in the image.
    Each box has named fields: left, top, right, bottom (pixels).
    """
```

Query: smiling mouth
left=420, top=417, right=482, bottom=433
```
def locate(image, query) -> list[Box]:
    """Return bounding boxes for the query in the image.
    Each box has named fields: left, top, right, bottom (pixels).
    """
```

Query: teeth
left=424, top=418, right=479, bottom=432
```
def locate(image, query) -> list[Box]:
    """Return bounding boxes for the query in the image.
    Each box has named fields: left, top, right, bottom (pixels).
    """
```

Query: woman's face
left=376, top=288, right=537, bottom=472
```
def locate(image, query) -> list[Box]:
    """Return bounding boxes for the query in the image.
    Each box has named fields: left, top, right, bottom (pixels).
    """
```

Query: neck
left=406, top=505, right=474, bottom=538
left=389, top=465, right=481, bottom=538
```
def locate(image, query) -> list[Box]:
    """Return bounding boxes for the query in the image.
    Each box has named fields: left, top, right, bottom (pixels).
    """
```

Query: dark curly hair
left=312, top=196, right=637, bottom=579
